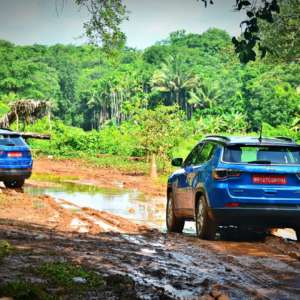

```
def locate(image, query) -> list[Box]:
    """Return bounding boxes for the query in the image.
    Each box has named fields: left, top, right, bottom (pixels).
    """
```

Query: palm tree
left=188, top=81, right=223, bottom=112
left=151, top=54, right=199, bottom=116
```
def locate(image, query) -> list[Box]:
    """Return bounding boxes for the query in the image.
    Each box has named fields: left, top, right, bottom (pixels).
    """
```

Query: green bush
left=18, top=114, right=300, bottom=174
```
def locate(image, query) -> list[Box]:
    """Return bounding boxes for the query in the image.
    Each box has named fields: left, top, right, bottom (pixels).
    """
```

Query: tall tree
left=73, top=0, right=285, bottom=63
left=259, top=0, right=300, bottom=63
left=151, top=54, right=199, bottom=116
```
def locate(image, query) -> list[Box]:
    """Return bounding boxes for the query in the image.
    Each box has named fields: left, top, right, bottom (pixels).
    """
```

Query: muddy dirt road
left=0, top=158, right=300, bottom=299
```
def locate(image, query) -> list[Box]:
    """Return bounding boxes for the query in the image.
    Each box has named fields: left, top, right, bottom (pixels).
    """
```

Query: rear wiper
left=248, top=160, right=272, bottom=164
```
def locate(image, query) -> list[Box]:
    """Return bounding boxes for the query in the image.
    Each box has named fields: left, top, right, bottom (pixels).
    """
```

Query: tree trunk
left=176, top=90, right=180, bottom=107
left=150, top=153, right=158, bottom=178
left=48, top=110, right=52, bottom=130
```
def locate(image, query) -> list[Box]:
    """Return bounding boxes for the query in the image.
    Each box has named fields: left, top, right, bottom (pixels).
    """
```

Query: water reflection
left=25, top=182, right=166, bottom=229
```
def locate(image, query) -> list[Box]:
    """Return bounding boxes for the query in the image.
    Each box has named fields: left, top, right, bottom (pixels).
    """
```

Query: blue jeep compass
left=167, top=135, right=300, bottom=241
left=0, top=128, right=32, bottom=188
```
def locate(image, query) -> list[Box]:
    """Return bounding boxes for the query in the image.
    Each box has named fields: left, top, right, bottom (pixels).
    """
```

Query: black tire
left=4, top=179, right=25, bottom=189
left=295, top=228, right=300, bottom=242
left=195, top=195, right=217, bottom=240
left=166, top=192, right=185, bottom=233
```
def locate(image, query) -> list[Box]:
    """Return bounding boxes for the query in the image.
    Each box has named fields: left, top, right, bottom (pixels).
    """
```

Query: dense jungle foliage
left=0, top=3, right=299, bottom=174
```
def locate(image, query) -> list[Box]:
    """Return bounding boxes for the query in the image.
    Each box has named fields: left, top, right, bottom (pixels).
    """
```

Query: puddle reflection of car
left=167, top=135, right=300, bottom=241
left=0, top=129, right=32, bottom=188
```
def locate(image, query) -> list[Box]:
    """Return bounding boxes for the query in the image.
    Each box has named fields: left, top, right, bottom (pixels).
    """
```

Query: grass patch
left=36, top=262, right=105, bottom=290
left=85, top=154, right=149, bottom=174
left=0, top=240, right=14, bottom=261
left=31, top=173, right=79, bottom=183
left=0, top=281, right=50, bottom=300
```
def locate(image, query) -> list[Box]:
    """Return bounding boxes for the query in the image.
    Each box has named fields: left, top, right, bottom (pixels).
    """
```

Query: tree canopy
left=0, top=26, right=299, bottom=132
left=73, top=0, right=299, bottom=63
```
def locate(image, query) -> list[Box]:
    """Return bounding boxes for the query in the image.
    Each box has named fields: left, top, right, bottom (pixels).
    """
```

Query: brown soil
left=0, top=158, right=300, bottom=299
left=0, top=188, right=149, bottom=235
left=0, top=215, right=300, bottom=299
left=32, top=157, right=165, bottom=196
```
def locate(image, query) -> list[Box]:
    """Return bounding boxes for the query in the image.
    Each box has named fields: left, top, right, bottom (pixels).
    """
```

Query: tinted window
left=223, top=146, right=300, bottom=164
left=0, top=134, right=26, bottom=147
left=194, top=142, right=216, bottom=165
left=184, top=144, right=203, bottom=166
left=184, top=142, right=216, bottom=166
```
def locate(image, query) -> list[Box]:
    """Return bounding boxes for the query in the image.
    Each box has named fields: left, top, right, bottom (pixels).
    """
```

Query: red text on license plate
left=252, top=174, right=287, bottom=185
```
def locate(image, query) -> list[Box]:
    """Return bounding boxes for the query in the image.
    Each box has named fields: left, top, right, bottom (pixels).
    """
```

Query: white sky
left=0, top=0, right=246, bottom=48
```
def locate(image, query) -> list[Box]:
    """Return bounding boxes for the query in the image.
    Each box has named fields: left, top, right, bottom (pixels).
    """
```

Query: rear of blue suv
left=0, top=129, right=32, bottom=188
left=167, top=136, right=300, bottom=241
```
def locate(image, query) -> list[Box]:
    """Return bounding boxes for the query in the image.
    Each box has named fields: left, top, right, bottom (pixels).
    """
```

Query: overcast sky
left=0, top=0, right=245, bottom=48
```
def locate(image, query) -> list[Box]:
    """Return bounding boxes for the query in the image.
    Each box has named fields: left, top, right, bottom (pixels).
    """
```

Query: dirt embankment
left=32, top=157, right=165, bottom=196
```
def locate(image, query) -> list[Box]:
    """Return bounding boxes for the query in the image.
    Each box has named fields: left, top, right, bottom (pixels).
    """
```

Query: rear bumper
left=0, top=168, right=32, bottom=180
left=211, top=207, right=300, bottom=228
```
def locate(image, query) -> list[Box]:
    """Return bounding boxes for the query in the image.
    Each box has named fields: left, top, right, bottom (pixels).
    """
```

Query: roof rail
left=0, top=127, right=13, bottom=131
left=275, top=136, right=295, bottom=143
left=205, top=135, right=230, bottom=141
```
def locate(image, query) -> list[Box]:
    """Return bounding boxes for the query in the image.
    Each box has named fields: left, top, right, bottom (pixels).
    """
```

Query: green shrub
left=36, top=262, right=105, bottom=290
left=0, top=281, right=50, bottom=300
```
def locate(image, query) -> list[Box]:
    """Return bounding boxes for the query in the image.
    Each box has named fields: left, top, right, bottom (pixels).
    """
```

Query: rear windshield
left=223, top=146, right=300, bottom=165
left=0, top=134, right=26, bottom=147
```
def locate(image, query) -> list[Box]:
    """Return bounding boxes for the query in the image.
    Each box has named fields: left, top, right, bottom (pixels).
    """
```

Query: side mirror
left=171, top=158, right=183, bottom=167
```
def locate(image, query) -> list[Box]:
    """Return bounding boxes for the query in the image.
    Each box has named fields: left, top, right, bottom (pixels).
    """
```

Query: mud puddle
left=25, top=181, right=166, bottom=229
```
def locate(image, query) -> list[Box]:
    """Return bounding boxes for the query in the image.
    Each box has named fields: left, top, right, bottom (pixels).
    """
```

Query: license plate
left=252, top=174, right=287, bottom=185
left=8, top=152, right=22, bottom=158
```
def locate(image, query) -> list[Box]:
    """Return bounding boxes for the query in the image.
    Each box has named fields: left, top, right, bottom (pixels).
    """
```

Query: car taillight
left=212, top=169, right=242, bottom=180
left=8, top=152, right=22, bottom=158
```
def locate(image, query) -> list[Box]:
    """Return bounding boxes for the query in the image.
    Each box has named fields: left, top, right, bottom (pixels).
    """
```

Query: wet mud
left=0, top=218, right=300, bottom=299
left=0, top=158, right=300, bottom=299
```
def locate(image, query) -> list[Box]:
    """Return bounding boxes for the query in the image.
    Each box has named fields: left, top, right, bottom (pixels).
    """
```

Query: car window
left=184, top=144, right=203, bottom=167
left=184, top=142, right=216, bottom=166
left=223, top=145, right=300, bottom=164
left=194, top=142, right=216, bottom=165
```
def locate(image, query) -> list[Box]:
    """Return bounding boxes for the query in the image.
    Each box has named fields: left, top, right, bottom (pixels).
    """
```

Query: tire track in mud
left=67, top=231, right=300, bottom=300
left=112, top=234, right=299, bottom=299
left=1, top=220, right=300, bottom=300
left=1, top=186, right=300, bottom=299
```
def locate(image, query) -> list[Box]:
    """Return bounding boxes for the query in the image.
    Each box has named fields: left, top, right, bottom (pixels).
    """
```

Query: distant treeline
left=0, top=27, right=299, bottom=132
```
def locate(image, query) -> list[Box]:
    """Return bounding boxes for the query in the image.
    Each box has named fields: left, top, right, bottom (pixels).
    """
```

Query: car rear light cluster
left=212, top=169, right=242, bottom=180
left=8, top=152, right=22, bottom=158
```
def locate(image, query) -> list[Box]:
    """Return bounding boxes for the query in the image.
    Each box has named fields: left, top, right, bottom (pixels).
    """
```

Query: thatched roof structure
left=0, top=100, right=51, bottom=128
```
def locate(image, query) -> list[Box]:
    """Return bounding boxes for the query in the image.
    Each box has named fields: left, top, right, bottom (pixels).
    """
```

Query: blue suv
left=0, top=129, right=32, bottom=188
left=167, top=135, right=300, bottom=241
